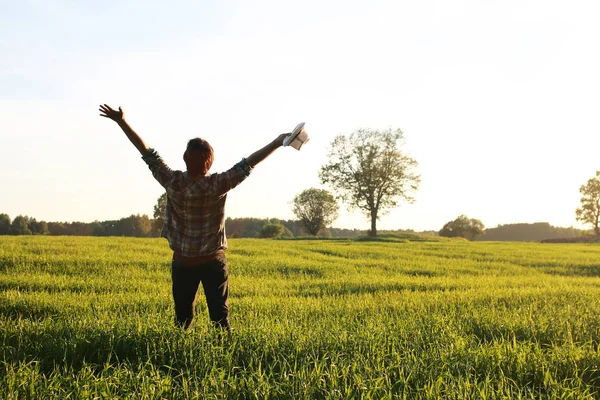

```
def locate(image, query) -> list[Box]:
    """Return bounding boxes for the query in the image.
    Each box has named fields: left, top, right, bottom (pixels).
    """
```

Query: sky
left=1, top=0, right=599, bottom=232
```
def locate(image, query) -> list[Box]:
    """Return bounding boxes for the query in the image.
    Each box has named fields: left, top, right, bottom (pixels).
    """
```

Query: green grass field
left=2, top=235, right=600, bottom=399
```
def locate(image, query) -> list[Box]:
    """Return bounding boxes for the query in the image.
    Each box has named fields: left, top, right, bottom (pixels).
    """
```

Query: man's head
left=184, top=138, right=214, bottom=176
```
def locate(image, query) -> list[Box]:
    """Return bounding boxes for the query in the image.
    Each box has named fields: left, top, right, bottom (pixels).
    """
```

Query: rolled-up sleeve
left=213, top=158, right=253, bottom=196
left=142, top=149, right=173, bottom=188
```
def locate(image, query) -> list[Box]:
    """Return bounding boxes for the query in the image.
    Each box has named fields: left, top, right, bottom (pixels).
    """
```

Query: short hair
left=184, top=138, right=214, bottom=175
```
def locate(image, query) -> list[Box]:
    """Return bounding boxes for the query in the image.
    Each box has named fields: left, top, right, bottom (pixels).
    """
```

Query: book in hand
left=283, top=122, right=309, bottom=150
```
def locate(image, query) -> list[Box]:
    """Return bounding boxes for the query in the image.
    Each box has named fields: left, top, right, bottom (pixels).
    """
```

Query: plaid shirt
left=142, top=149, right=252, bottom=257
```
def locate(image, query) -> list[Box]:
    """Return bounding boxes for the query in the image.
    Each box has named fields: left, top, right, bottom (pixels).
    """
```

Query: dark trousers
left=171, top=254, right=230, bottom=330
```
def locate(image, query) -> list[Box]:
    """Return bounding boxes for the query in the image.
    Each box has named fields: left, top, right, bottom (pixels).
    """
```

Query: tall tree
left=576, top=170, right=600, bottom=236
left=292, top=188, right=339, bottom=236
left=439, top=215, right=485, bottom=241
left=152, top=193, right=167, bottom=237
left=319, top=128, right=420, bottom=236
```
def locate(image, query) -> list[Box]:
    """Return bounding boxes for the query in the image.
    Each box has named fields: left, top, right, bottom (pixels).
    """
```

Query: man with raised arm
left=99, top=104, right=290, bottom=331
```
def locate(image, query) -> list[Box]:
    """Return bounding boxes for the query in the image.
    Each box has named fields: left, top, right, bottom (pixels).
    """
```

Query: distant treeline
left=0, top=213, right=365, bottom=238
left=0, top=213, right=157, bottom=237
left=476, top=222, right=584, bottom=242
left=0, top=213, right=585, bottom=241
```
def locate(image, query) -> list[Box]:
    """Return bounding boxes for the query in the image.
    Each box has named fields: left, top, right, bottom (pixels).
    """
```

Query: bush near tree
left=260, top=223, right=285, bottom=238
left=292, top=188, right=339, bottom=236
left=439, top=215, right=485, bottom=241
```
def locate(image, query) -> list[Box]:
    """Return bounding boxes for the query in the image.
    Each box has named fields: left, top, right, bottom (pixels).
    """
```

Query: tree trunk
left=369, top=209, right=377, bottom=237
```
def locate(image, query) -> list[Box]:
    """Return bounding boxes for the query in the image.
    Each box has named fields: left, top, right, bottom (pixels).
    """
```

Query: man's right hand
left=99, top=104, right=125, bottom=123
left=246, top=132, right=292, bottom=167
